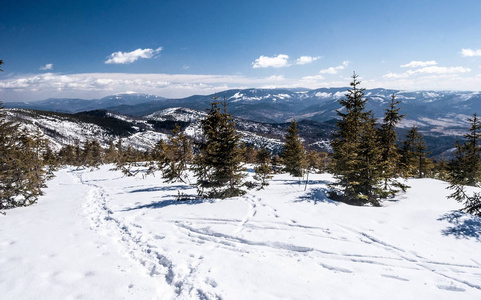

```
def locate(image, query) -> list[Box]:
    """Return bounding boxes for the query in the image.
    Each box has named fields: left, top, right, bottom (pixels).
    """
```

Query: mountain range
left=5, top=87, right=479, bottom=157
left=5, top=88, right=481, bottom=136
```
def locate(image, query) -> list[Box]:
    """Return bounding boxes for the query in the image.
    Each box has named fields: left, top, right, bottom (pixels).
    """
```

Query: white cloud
left=383, top=72, right=411, bottom=79
left=0, top=72, right=297, bottom=101
left=105, top=47, right=163, bottom=64
left=400, top=60, right=437, bottom=68
left=414, top=66, right=471, bottom=74
left=39, top=64, right=53, bottom=70
left=462, top=48, right=481, bottom=57
left=301, top=74, right=325, bottom=81
left=296, top=56, right=321, bottom=65
left=384, top=66, right=471, bottom=79
left=252, top=54, right=290, bottom=68
left=319, top=61, right=349, bottom=74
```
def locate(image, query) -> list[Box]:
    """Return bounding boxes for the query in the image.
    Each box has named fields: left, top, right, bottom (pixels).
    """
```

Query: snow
left=273, top=94, right=291, bottom=100
left=333, top=91, right=345, bottom=99
left=1, top=166, right=481, bottom=299
left=315, top=92, right=332, bottom=98
left=423, top=92, right=441, bottom=98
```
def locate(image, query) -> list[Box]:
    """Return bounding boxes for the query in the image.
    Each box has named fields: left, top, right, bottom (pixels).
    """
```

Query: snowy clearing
left=1, top=166, right=481, bottom=299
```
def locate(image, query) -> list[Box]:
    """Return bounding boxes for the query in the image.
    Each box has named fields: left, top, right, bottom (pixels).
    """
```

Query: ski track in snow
left=67, top=167, right=481, bottom=299
left=74, top=170, right=222, bottom=299
left=337, top=225, right=481, bottom=291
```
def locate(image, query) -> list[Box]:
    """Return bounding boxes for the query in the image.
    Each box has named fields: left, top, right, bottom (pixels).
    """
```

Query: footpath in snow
left=1, top=165, right=481, bottom=299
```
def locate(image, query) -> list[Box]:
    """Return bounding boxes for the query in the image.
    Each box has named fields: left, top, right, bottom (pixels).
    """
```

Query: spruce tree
left=240, top=142, right=257, bottom=164
left=281, top=119, right=306, bottom=177
left=253, top=147, right=273, bottom=189
left=399, top=126, right=432, bottom=178
left=193, top=96, right=245, bottom=198
left=378, top=94, right=408, bottom=197
left=58, top=144, right=75, bottom=165
left=0, top=62, right=49, bottom=210
left=330, top=72, right=384, bottom=205
left=447, top=114, right=481, bottom=216
left=155, top=124, right=193, bottom=183
left=0, top=102, right=22, bottom=208
left=449, top=114, right=481, bottom=186
left=357, top=111, right=383, bottom=205
left=16, top=129, right=48, bottom=203
left=0, top=105, right=48, bottom=209
left=83, top=139, right=103, bottom=168
left=104, top=139, right=118, bottom=164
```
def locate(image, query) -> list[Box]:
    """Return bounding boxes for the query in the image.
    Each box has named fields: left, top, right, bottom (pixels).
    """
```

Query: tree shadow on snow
left=128, top=185, right=191, bottom=194
left=438, top=211, right=481, bottom=242
left=272, top=179, right=331, bottom=187
left=294, top=188, right=340, bottom=206
left=122, top=196, right=212, bottom=211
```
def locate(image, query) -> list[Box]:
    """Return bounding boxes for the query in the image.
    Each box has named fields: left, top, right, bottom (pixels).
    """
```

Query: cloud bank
left=0, top=72, right=289, bottom=101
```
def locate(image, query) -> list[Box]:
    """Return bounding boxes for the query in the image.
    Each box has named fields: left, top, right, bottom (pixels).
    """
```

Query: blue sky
left=2, top=0, right=481, bottom=101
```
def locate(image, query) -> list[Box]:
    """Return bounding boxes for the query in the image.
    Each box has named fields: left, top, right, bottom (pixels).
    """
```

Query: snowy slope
left=5, top=107, right=331, bottom=154
left=1, top=166, right=481, bottom=299
left=4, top=108, right=169, bottom=151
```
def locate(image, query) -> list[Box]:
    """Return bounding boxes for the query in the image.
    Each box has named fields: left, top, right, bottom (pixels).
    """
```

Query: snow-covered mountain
left=6, top=88, right=481, bottom=138
left=4, top=107, right=334, bottom=154
left=4, top=93, right=165, bottom=114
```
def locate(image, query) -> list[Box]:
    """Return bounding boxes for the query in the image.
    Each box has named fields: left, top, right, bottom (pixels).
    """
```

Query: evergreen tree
left=449, top=114, right=481, bottom=186
left=330, top=72, right=384, bottom=205
left=378, top=94, right=408, bottom=197
left=0, top=105, right=48, bottom=209
left=0, top=62, right=49, bottom=210
left=104, top=139, right=118, bottom=164
left=270, top=154, right=283, bottom=174
left=447, top=114, right=481, bottom=216
left=73, top=139, right=82, bottom=166
left=116, top=145, right=144, bottom=176
left=253, top=147, right=273, bottom=189
left=306, top=150, right=329, bottom=173
left=16, top=129, right=48, bottom=202
left=0, top=102, right=22, bottom=208
left=281, top=119, right=306, bottom=177
left=357, top=111, right=384, bottom=205
left=240, top=142, right=257, bottom=163
left=82, top=139, right=103, bottom=168
left=155, top=124, right=193, bottom=183
left=58, top=144, right=75, bottom=165
left=399, top=126, right=432, bottom=178
left=43, top=144, right=58, bottom=179
left=434, top=155, right=450, bottom=181
left=193, top=96, right=245, bottom=198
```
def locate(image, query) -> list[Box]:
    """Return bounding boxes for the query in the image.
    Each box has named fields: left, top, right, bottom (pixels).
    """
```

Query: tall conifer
left=281, top=119, right=306, bottom=177
left=399, top=126, right=432, bottom=178
left=330, top=73, right=384, bottom=205
left=379, top=94, right=408, bottom=196
left=155, top=124, right=193, bottom=183
left=193, top=96, right=245, bottom=198
left=447, top=114, right=481, bottom=216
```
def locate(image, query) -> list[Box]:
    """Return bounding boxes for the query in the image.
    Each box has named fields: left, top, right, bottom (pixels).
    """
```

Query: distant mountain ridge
left=5, top=88, right=481, bottom=137
left=4, top=93, right=165, bottom=114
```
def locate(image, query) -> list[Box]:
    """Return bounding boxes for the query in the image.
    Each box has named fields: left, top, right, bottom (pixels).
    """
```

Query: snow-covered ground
left=1, top=166, right=481, bottom=299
